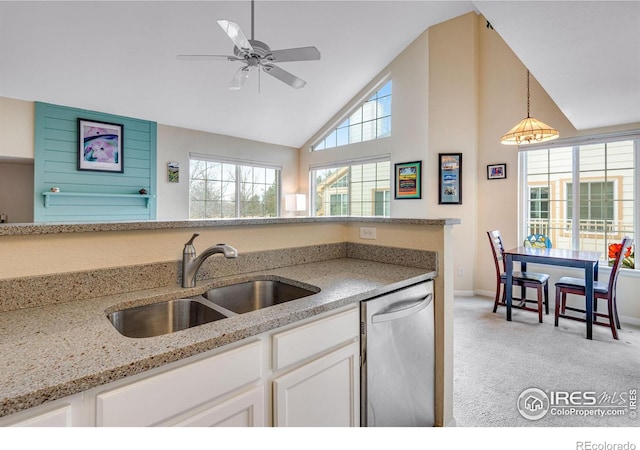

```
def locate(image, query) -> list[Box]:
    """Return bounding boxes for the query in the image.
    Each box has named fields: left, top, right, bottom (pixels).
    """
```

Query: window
left=529, top=187, right=549, bottom=220
left=312, top=80, right=391, bottom=151
left=311, top=159, right=390, bottom=217
left=189, top=156, right=280, bottom=219
left=566, top=182, right=614, bottom=232
left=520, top=132, right=638, bottom=261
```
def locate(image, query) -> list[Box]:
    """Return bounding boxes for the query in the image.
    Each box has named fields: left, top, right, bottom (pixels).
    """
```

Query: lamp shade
left=285, top=194, right=306, bottom=212
left=501, top=69, right=559, bottom=146
left=500, top=116, right=559, bottom=145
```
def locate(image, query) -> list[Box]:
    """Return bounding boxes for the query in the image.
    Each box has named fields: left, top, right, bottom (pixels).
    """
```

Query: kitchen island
left=0, top=257, right=433, bottom=422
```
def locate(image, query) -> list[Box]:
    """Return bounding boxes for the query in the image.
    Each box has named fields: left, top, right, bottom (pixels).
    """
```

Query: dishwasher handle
left=371, top=293, right=433, bottom=323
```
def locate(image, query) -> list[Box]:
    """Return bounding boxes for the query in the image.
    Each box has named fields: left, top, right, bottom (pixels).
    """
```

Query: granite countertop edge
left=0, top=258, right=436, bottom=418
left=0, top=217, right=462, bottom=236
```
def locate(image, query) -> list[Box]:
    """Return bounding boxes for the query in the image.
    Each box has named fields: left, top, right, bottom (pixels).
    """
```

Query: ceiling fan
left=177, top=0, right=321, bottom=90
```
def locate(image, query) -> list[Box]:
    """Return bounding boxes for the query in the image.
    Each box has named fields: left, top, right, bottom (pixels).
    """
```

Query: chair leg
left=554, top=286, right=562, bottom=327
left=608, top=297, right=618, bottom=340
left=613, top=293, right=621, bottom=330
left=544, top=283, right=549, bottom=315
left=537, top=287, right=543, bottom=323
left=561, top=292, right=567, bottom=314
left=493, top=281, right=501, bottom=313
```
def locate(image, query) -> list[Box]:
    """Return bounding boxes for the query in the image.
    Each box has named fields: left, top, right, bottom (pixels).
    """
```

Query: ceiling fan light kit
left=178, top=1, right=321, bottom=91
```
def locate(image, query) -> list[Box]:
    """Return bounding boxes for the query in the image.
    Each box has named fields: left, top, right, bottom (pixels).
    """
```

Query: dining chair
left=487, top=230, right=550, bottom=323
left=523, top=234, right=552, bottom=248
left=554, top=237, right=633, bottom=340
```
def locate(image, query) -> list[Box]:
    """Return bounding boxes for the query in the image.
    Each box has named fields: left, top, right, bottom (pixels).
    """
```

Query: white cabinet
left=96, top=340, right=262, bottom=427
left=172, top=386, right=264, bottom=427
left=1, top=305, right=360, bottom=427
left=273, top=341, right=359, bottom=427
left=0, top=393, right=83, bottom=427
left=271, top=306, right=360, bottom=427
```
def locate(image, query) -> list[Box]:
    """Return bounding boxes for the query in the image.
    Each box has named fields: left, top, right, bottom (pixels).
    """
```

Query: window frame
left=518, top=131, right=640, bottom=265
left=309, top=156, right=391, bottom=218
left=188, top=153, right=282, bottom=220
left=311, top=78, right=392, bottom=151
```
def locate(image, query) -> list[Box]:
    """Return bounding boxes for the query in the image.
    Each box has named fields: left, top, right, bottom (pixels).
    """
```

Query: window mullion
left=571, top=146, right=580, bottom=250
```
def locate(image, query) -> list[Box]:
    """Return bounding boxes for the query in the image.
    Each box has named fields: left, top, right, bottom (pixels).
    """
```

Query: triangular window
left=312, top=80, right=391, bottom=151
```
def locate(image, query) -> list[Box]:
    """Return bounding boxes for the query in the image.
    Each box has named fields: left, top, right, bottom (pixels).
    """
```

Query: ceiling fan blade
left=267, top=46, right=321, bottom=63
left=262, top=64, right=306, bottom=89
left=217, top=20, right=253, bottom=54
left=229, top=66, right=250, bottom=90
left=177, top=55, right=240, bottom=62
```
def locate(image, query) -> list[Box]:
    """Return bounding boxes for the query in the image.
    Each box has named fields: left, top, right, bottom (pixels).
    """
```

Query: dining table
left=503, top=246, right=602, bottom=339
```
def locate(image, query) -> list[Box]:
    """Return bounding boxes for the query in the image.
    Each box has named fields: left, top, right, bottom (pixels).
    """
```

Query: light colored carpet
left=453, top=295, right=640, bottom=427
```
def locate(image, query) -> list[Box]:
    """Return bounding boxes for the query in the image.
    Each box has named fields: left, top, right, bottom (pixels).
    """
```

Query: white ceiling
left=474, top=1, right=640, bottom=131
left=1, top=1, right=638, bottom=149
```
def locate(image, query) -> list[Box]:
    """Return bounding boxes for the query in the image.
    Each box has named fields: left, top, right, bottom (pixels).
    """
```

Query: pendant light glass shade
left=501, top=70, right=559, bottom=145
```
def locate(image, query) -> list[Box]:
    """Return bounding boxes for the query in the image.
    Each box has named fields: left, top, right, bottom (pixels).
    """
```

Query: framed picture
left=487, top=163, right=507, bottom=180
left=168, top=162, right=179, bottom=183
left=78, top=119, right=123, bottom=173
left=438, top=153, right=462, bottom=204
left=394, top=161, right=422, bottom=199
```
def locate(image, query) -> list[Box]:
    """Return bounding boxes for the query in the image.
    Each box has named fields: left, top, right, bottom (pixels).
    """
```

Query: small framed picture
left=487, top=163, right=507, bottom=180
left=168, top=162, right=179, bottom=183
left=438, top=153, right=462, bottom=204
left=394, top=161, right=422, bottom=199
left=78, top=119, right=123, bottom=173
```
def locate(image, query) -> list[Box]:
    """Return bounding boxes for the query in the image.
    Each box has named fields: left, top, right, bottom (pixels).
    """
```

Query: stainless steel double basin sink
left=107, top=279, right=318, bottom=338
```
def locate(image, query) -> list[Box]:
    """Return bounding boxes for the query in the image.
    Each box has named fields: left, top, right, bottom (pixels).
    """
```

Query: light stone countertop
left=0, top=258, right=435, bottom=418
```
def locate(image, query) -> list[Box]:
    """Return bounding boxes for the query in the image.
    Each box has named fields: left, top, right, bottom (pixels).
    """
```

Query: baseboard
left=472, top=290, right=494, bottom=298
left=620, top=315, right=640, bottom=327
left=445, top=416, right=457, bottom=427
left=453, top=290, right=476, bottom=297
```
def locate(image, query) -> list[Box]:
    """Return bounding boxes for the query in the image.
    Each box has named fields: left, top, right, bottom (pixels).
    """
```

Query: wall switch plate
left=360, top=227, right=377, bottom=240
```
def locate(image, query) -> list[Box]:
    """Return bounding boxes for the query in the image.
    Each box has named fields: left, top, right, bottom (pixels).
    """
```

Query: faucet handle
left=185, top=233, right=199, bottom=246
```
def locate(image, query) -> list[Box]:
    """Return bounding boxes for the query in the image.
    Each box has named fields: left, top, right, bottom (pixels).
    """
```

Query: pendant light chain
left=526, top=70, right=531, bottom=118
left=500, top=68, right=559, bottom=145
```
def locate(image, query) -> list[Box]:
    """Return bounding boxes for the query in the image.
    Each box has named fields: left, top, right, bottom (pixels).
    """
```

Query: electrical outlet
left=458, top=267, right=465, bottom=276
left=360, top=227, right=377, bottom=240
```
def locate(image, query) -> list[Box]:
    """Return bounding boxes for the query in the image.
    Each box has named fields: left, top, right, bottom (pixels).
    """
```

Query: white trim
left=308, top=153, right=391, bottom=171
left=189, top=152, right=282, bottom=171
left=310, top=74, right=392, bottom=151
left=453, top=290, right=476, bottom=297
left=518, top=129, right=640, bottom=152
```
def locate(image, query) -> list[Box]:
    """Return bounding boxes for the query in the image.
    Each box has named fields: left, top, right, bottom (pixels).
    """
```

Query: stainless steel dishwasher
left=360, top=280, right=435, bottom=427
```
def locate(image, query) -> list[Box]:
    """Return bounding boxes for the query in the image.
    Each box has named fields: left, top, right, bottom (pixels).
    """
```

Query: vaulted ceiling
left=1, top=1, right=638, bottom=148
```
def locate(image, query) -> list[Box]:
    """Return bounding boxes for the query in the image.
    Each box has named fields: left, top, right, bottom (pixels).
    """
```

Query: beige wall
left=0, top=161, right=34, bottom=223
left=473, top=13, right=640, bottom=323
left=157, top=124, right=299, bottom=220
left=0, top=97, right=300, bottom=221
left=428, top=12, right=479, bottom=295
left=0, top=97, right=33, bottom=160
left=298, top=27, right=430, bottom=219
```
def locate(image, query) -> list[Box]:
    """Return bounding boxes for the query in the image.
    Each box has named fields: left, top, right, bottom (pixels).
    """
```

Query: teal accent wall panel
left=34, top=102, right=157, bottom=222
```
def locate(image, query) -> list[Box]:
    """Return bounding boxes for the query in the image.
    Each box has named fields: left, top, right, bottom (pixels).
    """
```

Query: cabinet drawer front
left=272, top=307, right=358, bottom=371
left=172, top=385, right=265, bottom=427
left=97, top=340, right=262, bottom=427
left=8, top=405, right=72, bottom=427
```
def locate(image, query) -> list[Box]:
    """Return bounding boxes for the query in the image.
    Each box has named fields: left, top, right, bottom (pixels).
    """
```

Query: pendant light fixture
left=500, top=70, right=559, bottom=145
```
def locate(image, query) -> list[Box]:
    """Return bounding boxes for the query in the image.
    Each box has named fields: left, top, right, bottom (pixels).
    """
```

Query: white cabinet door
left=0, top=393, right=83, bottom=427
left=96, top=340, right=262, bottom=426
left=172, top=386, right=264, bottom=427
left=7, top=405, right=73, bottom=427
left=273, top=341, right=359, bottom=427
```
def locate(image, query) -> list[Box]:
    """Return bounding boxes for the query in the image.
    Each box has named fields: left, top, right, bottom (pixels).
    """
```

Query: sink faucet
left=181, top=233, right=238, bottom=288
